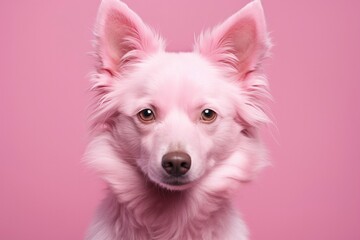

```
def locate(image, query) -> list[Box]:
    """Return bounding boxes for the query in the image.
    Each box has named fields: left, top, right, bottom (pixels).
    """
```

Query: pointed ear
left=195, top=0, right=270, bottom=78
left=94, top=0, right=164, bottom=76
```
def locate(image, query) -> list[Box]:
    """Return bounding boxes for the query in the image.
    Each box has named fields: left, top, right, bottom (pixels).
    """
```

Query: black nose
left=162, top=152, right=191, bottom=177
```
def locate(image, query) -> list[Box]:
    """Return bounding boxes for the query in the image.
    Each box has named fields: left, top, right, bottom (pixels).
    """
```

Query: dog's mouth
left=158, top=176, right=194, bottom=190
left=163, top=177, right=189, bottom=186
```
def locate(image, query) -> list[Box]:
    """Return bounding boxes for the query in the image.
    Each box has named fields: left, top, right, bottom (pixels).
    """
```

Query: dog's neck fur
left=86, top=133, right=247, bottom=240
left=105, top=182, right=232, bottom=239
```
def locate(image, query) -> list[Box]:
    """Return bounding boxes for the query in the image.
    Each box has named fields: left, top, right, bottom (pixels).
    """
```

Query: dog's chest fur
left=87, top=186, right=247, bottom=240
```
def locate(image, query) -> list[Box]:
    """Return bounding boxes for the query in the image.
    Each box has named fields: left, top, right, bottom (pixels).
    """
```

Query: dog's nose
left=162, top=152, right=191, bottom=177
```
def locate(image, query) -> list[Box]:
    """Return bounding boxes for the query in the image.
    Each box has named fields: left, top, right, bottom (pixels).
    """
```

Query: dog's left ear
left=195, top=0, right=270, bottom=79
left=94, top=0, right=164, bottom=77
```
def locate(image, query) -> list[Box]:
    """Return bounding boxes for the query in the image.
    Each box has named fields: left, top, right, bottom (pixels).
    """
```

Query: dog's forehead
left=120, top=51, right=240, bottom=116
left=148, top=52, right=218, bottom=81
left=140, top=52, right=224, bottom=100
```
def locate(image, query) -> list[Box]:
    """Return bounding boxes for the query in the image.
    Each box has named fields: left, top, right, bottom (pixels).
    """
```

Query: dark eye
left=138, top=109, right=155, bottom=123
left=200, top=109, right=217, bottom=123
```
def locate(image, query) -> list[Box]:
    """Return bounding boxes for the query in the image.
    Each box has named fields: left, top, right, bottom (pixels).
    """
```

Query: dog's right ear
left=94, top=0, right=164, bottom=77
left=194, top=0, right=270, bottom=80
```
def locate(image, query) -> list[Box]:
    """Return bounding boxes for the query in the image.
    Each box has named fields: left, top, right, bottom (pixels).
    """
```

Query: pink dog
left=85, top=0, right=271, bottom=239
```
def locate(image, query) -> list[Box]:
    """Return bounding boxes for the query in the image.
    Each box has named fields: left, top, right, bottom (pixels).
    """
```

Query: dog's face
left=89, top=0, right=271, bottom=191
left=114, top=53, right=247, bottom=190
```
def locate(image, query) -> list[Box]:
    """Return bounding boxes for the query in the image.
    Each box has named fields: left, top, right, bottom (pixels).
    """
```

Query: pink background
left=1, top=0, right=360, bottom=239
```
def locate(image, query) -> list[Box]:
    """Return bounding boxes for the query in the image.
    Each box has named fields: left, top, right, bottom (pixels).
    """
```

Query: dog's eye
left=200, top=109, right=217, bottom=123
left=138, top=109, right=155, bottom=123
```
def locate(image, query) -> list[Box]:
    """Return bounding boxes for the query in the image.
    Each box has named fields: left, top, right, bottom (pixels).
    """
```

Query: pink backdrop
left=1, top=0, right=360, bottom=239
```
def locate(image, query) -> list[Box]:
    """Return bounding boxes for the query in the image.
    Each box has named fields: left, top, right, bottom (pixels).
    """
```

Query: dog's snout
left=162, top=152, right=191, bottom=177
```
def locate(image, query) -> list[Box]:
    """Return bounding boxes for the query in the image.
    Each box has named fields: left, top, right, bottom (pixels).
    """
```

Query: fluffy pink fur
left=85, top=0, right=271, bottom=239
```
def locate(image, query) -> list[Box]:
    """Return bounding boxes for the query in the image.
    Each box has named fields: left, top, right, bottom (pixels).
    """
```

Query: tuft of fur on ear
left=194, top=0, right=271, bottom=79
left=89, top=0, right=164, bottom=129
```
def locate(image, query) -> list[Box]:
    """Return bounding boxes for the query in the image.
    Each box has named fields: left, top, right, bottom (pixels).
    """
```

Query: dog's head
left=88, top=0, right=271, bottom=192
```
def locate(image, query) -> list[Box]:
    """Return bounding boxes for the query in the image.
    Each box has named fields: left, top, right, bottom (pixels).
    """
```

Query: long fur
left=85, top=0, right=272, bottom=239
